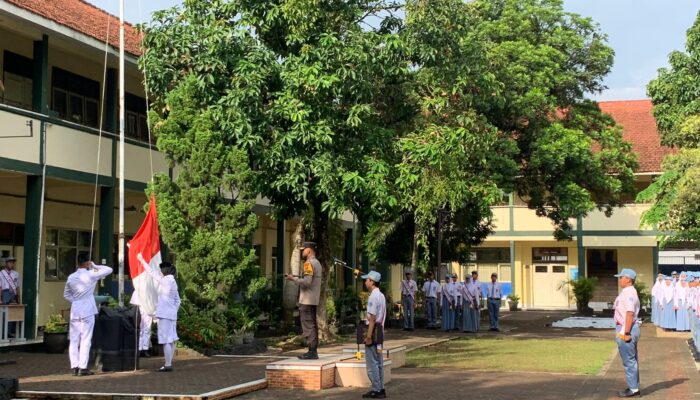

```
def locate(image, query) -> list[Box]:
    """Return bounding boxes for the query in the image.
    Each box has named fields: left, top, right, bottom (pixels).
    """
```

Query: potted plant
left=44, top=314, right=69, bottom=354
left=563, top=277, right=598, bottom=314
left=507, top=294, right=520, bottom=311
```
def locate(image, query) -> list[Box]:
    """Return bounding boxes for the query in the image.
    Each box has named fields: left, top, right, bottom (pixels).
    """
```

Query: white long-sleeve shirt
left=401, top=279, right=417, bottom=298
left=140, top=258, right=180, bottom=320
left=63, top=263, right=113, bottom=319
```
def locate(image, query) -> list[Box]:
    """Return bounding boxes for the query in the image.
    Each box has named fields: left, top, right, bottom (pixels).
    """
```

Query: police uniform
left=400, top=274, right=417, bottom=330
left=613, top=268, right=641, bottom=397
left=63, top=261, right=113, bottom=374
left=291, top=242, right=322, bottom=359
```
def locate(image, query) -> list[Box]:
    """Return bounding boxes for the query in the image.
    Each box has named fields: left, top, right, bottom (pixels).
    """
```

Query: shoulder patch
left=303, top=262, right=313, bottom=276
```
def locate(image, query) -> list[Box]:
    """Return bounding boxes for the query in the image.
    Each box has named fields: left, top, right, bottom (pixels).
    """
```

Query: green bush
left=178, top=308, right=227, bottom=350
left=45, top=314, right=68, bottom=333
left=565, top=277, right=598, bottom=313
left=634, top=281, right=651, bottom=310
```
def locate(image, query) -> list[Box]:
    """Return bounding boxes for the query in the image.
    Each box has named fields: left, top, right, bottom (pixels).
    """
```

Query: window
left=51, top=67, right=100, bottom=128
left=45, top=228, right=94, bottom=280
left=533, top=247, right=568, bottom=263
left=552, top=265, right=566, bottom=273
left=535, top=266, right=548, bottom=273
left=126, top=93, right=150, bottom=142
left=2, top=51, right=33, bottom=110
left=271, top=246, right=278, bottom=273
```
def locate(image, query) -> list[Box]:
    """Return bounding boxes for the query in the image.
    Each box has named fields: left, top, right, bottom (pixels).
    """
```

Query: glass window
left=69, top=94, right=84, bottom=124
left=85, top=98, right=99, bottom=128
left=126, top=112, right=138, bottom=137
left=552, top=265, right=566, bottom=273
left=139, top=115, right=149, bottom=141
left=45, top=228, right=94, bottom=280
left=535, top=266, right=548, bottom=273
left=52, top=88, right=67, bottom=119
left=2, top=72, right=33, bottom=110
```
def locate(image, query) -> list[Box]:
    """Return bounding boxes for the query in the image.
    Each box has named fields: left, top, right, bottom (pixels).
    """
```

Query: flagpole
left=118, top=0, right=126, bottom=307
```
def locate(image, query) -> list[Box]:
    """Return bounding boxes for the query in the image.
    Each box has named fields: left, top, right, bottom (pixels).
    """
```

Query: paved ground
left=1, top=310, right=698, bottom=399
left=1, top=353, right=268, bottom=395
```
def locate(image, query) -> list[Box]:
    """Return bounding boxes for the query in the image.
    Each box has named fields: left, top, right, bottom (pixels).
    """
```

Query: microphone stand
left=332, top=258, right=363, bottom=360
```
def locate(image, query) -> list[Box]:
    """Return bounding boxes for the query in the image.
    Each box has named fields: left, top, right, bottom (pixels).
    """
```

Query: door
left=532, top=264, right=570, bottom=308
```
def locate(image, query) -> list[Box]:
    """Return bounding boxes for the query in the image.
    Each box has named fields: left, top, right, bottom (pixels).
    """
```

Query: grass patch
left=406, top=338, right=616, bottom=375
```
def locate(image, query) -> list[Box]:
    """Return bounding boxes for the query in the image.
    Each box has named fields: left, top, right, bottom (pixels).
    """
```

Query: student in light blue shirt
left=486, top=272, right=503, bottom=332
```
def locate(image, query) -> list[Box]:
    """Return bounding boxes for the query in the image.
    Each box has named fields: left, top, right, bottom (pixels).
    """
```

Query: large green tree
left=640, top=10, right=700, bottom=245
left=141, top=0, right=637, bottom=340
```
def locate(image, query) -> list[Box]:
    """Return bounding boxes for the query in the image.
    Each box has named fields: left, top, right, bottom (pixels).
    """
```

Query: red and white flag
left=127, top=194, right=161, bottom=315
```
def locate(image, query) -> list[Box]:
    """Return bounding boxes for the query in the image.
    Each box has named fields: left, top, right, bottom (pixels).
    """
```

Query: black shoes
left=72, top=368, right=79, bottom=376
left=298, top=350, right=319, bottom=360
left=489, top=328, right=500, bottom=332
left=158, top=366, right=173, bottom=372
left=618, top=389, right=640, bottom=398
left=362, top=389, right=386, bottom=398
left=78, top=369, right=94, bottom=376
left=139, top=350, right=151, bottom=358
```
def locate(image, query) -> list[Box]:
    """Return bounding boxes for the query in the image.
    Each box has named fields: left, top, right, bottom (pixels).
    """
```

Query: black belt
left=488, top=297, right=500, bottom=300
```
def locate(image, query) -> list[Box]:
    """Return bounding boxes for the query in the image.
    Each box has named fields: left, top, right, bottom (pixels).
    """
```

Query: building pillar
left=98, top=186, right=114, bottom=295
left=106, top=68, right=117, bottom=133
left=276, top=219, right=285, bottom=288
left=32, top=35, right=49, bottom=114
left=577, top=216, right=585, bottom=279
left=22, top=176, right=42, bottom=339
left=652, top=246, right=659, bottom=276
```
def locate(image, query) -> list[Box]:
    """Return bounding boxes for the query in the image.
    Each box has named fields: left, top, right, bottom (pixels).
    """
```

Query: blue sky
left=87, top=0, right=699, bottom=101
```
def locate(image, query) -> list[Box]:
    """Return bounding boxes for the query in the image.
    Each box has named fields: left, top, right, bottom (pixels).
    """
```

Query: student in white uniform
left=422, top=271, right=439, bottom=329
left=131, top=288, right=154, bottom=358
left=613, top=268, right=641, bottom=398
left=138, top=255, right=181, bottom=372
left=1, top=257, right=20, bottom=337
left=650, top=274, right=663, bottom=326
left=63, top=253, right=113, bottom=376
left=486, top=273, right=503, bottom=332
left=400, top=271, right=417, bottom=331
left=361, top=270, right=386, bottom=399
left=674, top=276, right=691, bottom=332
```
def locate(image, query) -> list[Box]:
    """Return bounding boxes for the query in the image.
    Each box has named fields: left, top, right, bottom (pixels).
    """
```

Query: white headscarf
left=662, top=278, right=675, bottom=304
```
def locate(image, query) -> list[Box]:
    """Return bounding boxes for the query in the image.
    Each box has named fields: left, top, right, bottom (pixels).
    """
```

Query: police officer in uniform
left=286, top=241, right=322, bottom=360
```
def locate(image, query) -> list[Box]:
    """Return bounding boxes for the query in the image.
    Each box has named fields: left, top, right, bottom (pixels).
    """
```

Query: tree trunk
left=283, top=220, right=303, bottom=328
left=410, top=228, right=419, bottom=272
left=312, top=202, right=335, bottom=341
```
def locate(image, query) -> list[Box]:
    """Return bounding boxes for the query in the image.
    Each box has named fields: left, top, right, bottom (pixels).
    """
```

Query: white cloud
left=589, top=86, right=648, bottom=101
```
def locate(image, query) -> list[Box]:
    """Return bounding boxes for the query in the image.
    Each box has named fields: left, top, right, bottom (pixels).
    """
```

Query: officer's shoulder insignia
left=303, top=262, right=313, bottom=276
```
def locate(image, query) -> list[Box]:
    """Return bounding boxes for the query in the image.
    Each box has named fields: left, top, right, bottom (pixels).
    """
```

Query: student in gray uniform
left=401, top=271, right=417, bottom=331
left=422, top=271, right=439, bottom=329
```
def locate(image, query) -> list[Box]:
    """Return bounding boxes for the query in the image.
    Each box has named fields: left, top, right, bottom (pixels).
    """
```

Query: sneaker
left=78, top=369, right=94, bottom=376
left=617, top=388, right=640, bottom=398
left=158, top=366, right=173, bottom=372
left=362, top=390, right=386, bottom=399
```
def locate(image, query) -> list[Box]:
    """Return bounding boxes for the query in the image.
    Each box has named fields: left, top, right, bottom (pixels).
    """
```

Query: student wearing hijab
left=440, top=275, right=456, bottom=331
left=651, top=274, right=663, bottom=326
left=675, top=275, right=692, bottom=332
left=460, top=275, right=477, bottom=333
left=659, top=276, right=676, bottom=331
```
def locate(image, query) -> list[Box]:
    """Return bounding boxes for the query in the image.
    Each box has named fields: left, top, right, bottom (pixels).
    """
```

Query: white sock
left=163, top=343, right=174, bottom=367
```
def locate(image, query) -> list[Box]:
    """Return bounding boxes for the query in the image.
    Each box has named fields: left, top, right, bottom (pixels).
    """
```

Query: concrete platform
left=335, top=358, right=392, bottom=388
left=341, top=345, right=407, bottom=368
left=266, top=354, right=353, bottom=390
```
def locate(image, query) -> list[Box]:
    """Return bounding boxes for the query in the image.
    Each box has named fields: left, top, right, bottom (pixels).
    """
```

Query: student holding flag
left=400, top=270, right=417, bottom=331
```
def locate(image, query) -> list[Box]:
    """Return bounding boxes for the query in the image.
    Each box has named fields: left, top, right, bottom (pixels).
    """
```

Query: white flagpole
left=118, top=0, right=126, bottom=307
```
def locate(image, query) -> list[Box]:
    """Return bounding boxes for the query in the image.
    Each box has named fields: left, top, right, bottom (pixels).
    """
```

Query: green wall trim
left=22, top=175, right=42, bottom=339
left=276, top=219, right=285, bottom=288
left=0, top=157, right=41, bottom=175
left=124, top=180, right=147, bottom=192
left=577, top=216, right=585, bottom=278
left=652, top=247, right=659, bottom=276
left=45, top=166, right=112, bottom=186
left=509, top=240, right=515, bottom=287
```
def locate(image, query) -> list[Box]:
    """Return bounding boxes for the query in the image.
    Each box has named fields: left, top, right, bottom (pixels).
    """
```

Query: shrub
left=178, top=310, right=227, bottom=350
left=507, top=293, right=520, bottom=302
left=634, top=281, right=651, bottom=310
left=564, top=277, right=598, bottom=313
left=45, top=314, right=68, bottom=334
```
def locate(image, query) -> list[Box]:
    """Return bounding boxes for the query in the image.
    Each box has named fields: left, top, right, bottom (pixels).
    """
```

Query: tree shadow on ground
left=642, top=378, right=688, bottom=396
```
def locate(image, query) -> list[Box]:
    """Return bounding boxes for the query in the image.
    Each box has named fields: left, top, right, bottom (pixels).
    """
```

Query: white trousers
left=69, top=315, right=95, bottom=369
left=139, top=312, right=153, bottom=351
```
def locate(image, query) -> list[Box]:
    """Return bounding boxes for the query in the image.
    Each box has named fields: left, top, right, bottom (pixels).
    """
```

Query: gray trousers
left=402, top=296, right=414, bottom=329
left=616, top=323, right=640, bottom=390
left=426, top=297, right=437, bottom=328
left=365, top=344, right=384, bottom=392
left=299, top=304, right=318, bottom=350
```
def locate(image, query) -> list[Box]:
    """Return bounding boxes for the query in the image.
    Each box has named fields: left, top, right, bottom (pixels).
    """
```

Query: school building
left=0, top=0, right=683, bottom=341
left=386, top=100, right=672, bottom=310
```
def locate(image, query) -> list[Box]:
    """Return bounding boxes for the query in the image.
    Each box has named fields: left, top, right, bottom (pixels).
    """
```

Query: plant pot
left=44, top=332, right=69, bottom=354
left=508, top=301, right=518, bottom=311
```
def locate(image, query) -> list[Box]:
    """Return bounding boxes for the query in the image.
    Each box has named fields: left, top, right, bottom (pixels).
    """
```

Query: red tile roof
left=598, top=100, right=672, bottom=173
left=6, top=0, right=142, bottom=56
